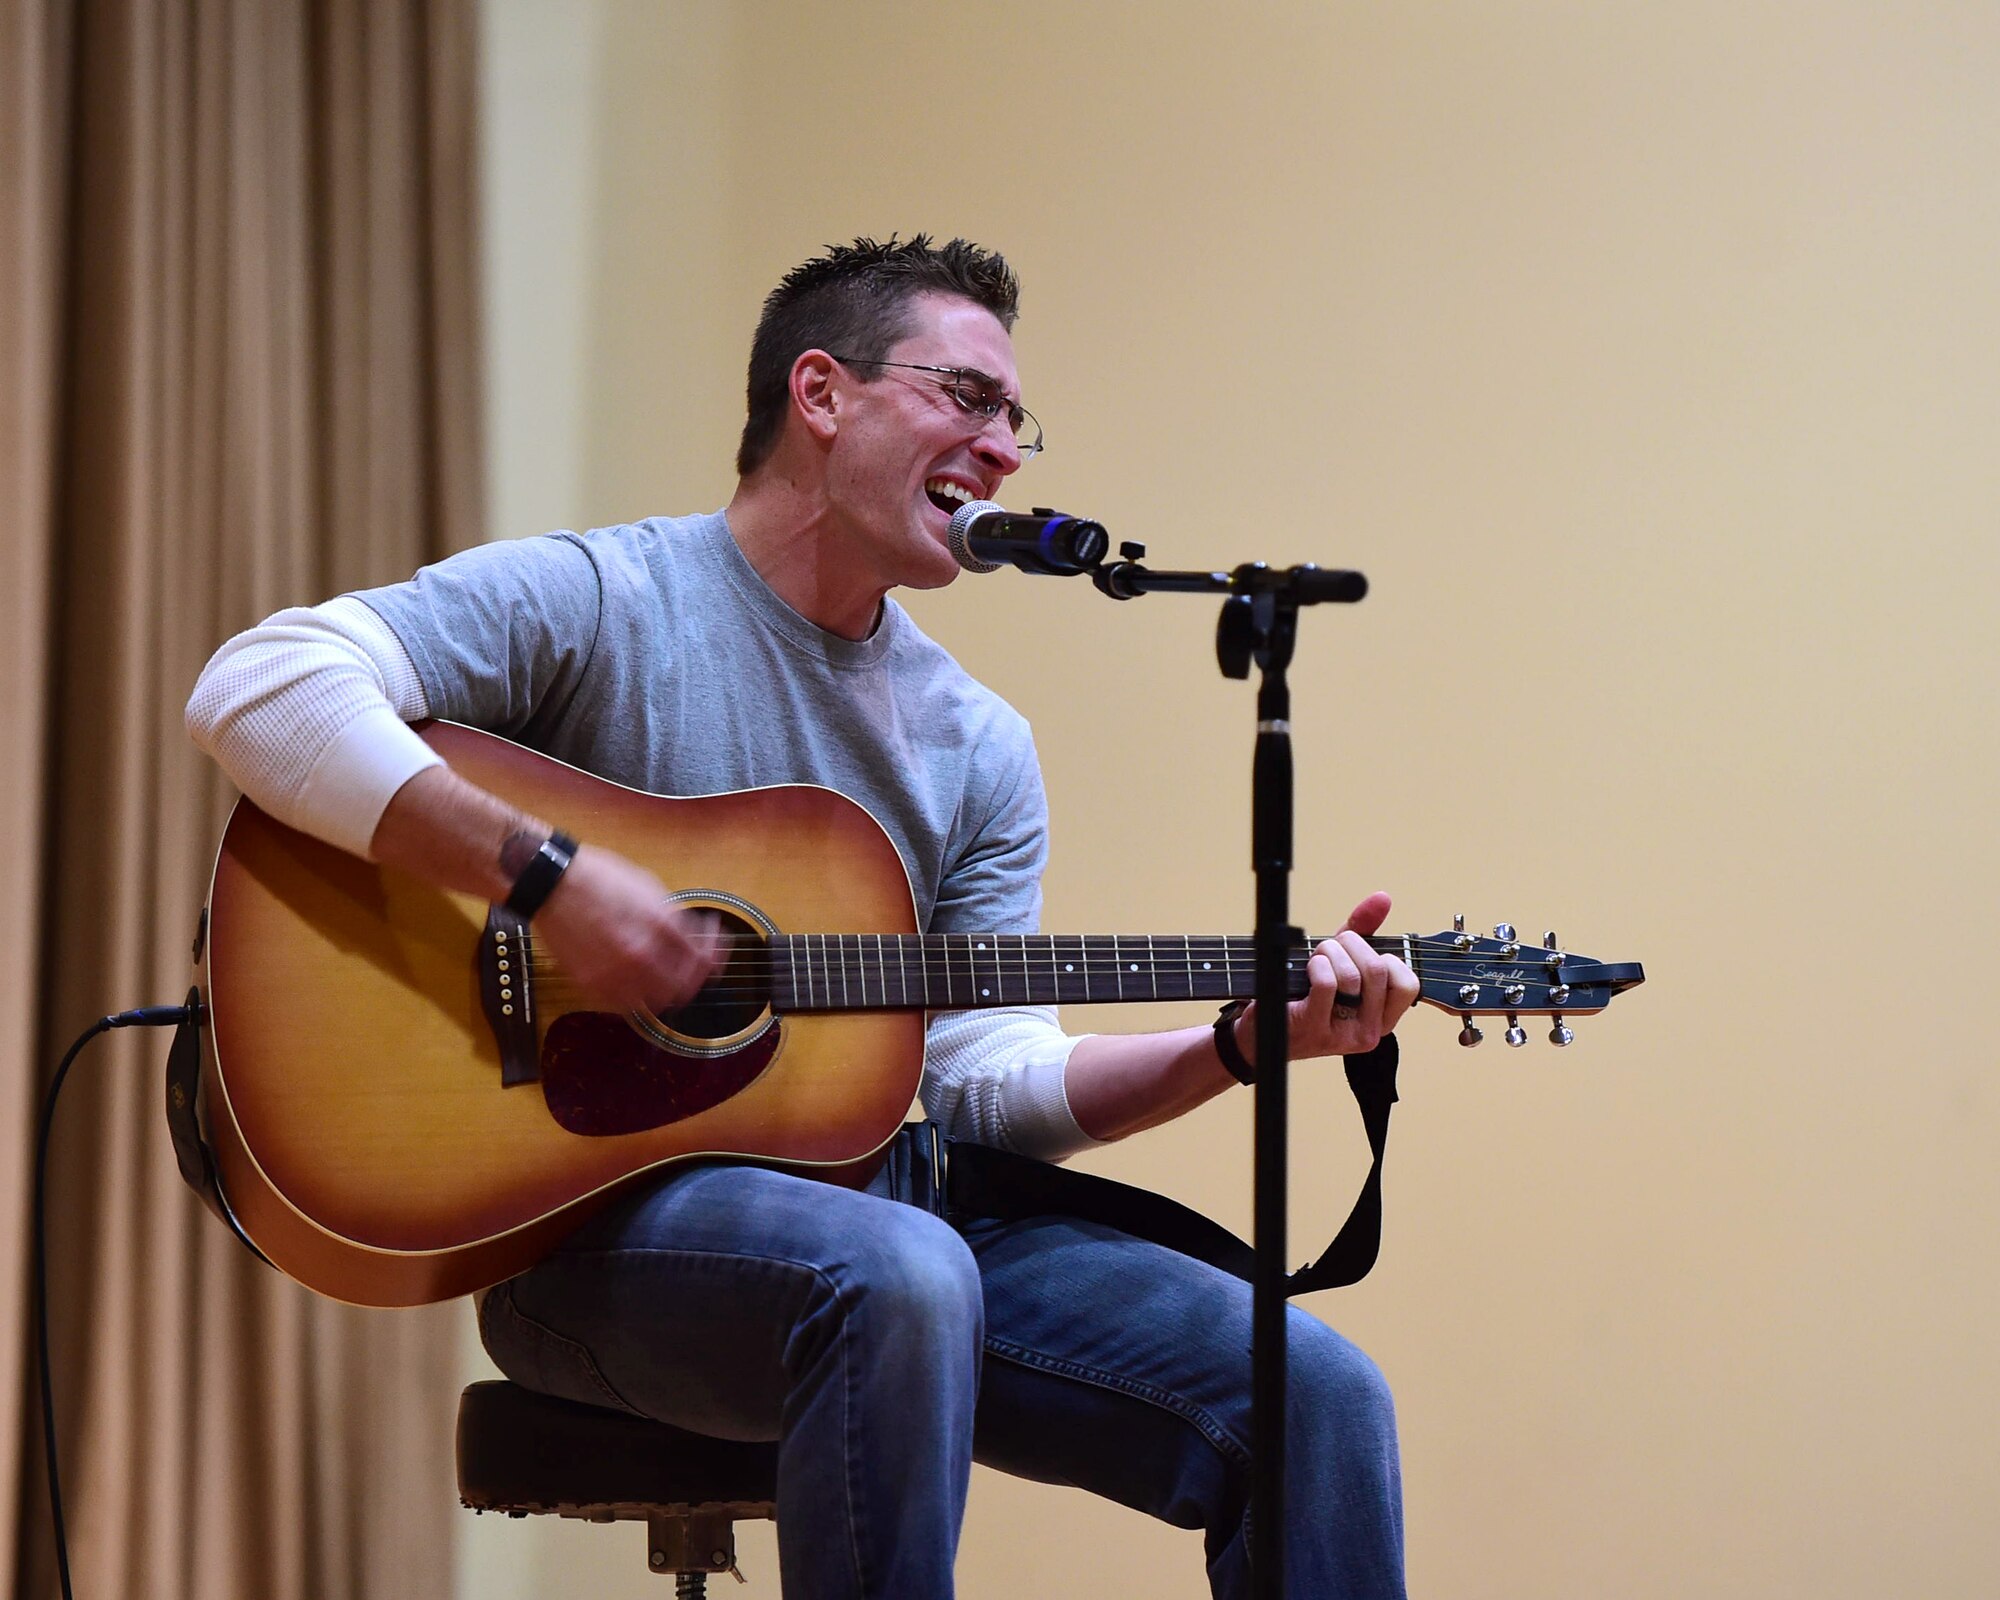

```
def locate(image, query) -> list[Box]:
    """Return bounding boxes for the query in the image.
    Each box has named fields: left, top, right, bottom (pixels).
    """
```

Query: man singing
left=188, top=235, right=1414, bottom=1599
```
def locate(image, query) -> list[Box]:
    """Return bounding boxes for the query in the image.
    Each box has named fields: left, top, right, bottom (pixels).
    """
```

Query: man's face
left=823, top=292, right=1027, bottom=593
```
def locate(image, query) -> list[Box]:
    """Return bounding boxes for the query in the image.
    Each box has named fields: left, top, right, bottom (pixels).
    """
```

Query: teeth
left=925, top=478, right=975, bottom=506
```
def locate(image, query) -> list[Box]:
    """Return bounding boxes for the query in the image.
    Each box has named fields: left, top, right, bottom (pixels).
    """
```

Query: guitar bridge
left=480, top=907, right=540, bottom=1086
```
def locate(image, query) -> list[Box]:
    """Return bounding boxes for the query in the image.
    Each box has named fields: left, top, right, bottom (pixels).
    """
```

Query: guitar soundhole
left=652, top=911, right=770, bottom=1042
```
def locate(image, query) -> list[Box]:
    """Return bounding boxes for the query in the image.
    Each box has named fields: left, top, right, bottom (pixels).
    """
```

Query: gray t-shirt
left=353, top=510, right=1046, bottom=939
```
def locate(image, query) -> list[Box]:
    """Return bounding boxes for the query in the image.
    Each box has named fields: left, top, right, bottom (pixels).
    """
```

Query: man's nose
left=972, top=415, right=1023, bottom=475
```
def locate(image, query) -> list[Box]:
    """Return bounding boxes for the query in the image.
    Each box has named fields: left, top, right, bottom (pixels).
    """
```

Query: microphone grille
left=946, top=500, right=1004, bottom=573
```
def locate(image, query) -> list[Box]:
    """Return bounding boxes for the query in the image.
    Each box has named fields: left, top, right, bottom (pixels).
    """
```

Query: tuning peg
left=1452, top=914, right=1473, bottom=952
left=1458, top=1015, right=1483, bottom=1047
left=1504, top=1013, right=1527, bottom=1047
left=1543, top=930, right=1559, bottom=950
left=1495, top=923, right=1519, bottom=959
left=1548, top=1019, right=1575, bottom=1047
left=1494, top=923, right=1516, bottom=941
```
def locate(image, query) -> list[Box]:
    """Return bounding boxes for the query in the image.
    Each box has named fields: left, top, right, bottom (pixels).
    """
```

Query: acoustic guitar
left=194, top=722, right=1644, bottom=1307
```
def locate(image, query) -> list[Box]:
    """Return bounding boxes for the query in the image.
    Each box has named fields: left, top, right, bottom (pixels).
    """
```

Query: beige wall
left=464, top=2, right=2000, bottom=1595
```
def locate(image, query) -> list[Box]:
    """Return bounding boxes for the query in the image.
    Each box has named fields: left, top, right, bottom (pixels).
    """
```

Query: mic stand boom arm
left=1080, top=545, right=1369, bottom=1600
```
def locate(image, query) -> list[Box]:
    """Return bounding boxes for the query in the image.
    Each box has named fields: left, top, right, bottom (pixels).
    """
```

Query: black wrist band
left=503, top=830, right=579, bottom=919
left=1212, top=1000, right=1256, bottom=1086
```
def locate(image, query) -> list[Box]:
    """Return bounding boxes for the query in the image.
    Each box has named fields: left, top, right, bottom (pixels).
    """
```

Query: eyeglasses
left=829, top=357, right=1043, bottom=459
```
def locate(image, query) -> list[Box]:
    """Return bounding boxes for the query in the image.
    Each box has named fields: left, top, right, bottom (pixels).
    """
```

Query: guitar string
left=514, top=958, right=1570, bottom=991
left=515, top=952, right=1578, bottom=1002
left=511, top=935, right=1544, bottom=968
left=516, top=944, right=1576, bottom=980
left=512, top=924, right=1528, bottom=964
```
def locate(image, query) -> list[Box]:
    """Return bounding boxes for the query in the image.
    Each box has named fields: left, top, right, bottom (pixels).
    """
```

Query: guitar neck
left=769, top=933, right=1407, bottom=1012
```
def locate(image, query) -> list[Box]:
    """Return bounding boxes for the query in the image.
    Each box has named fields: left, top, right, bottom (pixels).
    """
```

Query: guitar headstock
left=1411, top=918, right=1646, bottom=1047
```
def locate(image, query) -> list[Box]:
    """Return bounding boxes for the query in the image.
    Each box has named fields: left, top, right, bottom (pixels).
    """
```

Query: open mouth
left=924, top=478, right=977, bottom=517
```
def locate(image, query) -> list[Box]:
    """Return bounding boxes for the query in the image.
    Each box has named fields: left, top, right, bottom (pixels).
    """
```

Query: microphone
left=946, top=501, right=1110, bottom=577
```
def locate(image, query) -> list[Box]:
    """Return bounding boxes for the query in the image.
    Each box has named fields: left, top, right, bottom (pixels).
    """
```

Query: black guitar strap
left=938, top=1035, right=1399, bottom=1294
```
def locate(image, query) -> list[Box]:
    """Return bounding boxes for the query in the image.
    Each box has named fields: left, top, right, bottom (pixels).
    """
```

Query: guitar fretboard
left=769, top=934, right=1414, bottom=1012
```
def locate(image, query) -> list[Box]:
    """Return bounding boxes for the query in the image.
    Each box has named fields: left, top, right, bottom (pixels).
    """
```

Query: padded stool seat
left=457, top=1380, right=778, bottom=1591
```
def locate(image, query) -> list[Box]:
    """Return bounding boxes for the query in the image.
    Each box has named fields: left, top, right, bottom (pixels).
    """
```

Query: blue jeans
left=479, top=1161, right=1404, bottom=1599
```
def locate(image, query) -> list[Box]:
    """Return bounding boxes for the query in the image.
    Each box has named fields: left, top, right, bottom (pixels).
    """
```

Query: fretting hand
left=1228, top=891, right=1421, bottom=1065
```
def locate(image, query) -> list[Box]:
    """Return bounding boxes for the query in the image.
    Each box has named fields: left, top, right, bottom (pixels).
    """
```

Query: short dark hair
left=735, top=235, right=1021, bottom=477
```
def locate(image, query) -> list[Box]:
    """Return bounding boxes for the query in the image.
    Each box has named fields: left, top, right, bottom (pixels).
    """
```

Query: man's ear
left=790, top=351, right=842, bottom=446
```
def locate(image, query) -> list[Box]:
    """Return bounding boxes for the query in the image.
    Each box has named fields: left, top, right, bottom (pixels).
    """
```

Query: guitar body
left=199, top=723, right=924, bottom=1307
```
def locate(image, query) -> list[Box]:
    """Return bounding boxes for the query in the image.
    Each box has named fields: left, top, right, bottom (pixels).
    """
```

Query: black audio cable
left=35, top=1004, right=196, bottom=1600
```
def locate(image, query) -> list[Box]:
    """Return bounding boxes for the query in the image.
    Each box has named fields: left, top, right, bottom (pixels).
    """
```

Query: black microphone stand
left=1087, top=544, right=1369, bottom=1599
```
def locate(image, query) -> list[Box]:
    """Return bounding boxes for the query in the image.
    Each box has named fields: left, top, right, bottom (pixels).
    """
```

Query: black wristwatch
left=503, top=830, right=579, bottom=919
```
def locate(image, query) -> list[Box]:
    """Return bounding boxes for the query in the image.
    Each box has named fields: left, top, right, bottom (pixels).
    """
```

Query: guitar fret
left=1048, top=935, right=1078, bottom=1004
left=1195, top=935, right=1230, bottom=1001
left=941, top=933, right=961, bottom=1008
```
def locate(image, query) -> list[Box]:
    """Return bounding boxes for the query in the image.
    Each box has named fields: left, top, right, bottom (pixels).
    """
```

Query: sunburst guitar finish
left=199, top=723, right=922, bottom=1307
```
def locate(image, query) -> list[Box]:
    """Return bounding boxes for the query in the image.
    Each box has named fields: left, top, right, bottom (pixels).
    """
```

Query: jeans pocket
left=478, top=1279, right=647, bottom=1417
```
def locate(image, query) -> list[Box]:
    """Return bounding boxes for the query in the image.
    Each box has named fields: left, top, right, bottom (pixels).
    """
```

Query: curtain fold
left=3, top=2, right=484, bottom=1596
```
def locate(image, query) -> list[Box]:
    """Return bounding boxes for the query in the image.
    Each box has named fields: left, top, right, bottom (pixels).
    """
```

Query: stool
left=457, top=1380, right=779, bottom=1594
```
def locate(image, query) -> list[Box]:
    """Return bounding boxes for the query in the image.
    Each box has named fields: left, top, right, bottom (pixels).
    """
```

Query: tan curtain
left=1, top=2, right=483, bottom=1596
